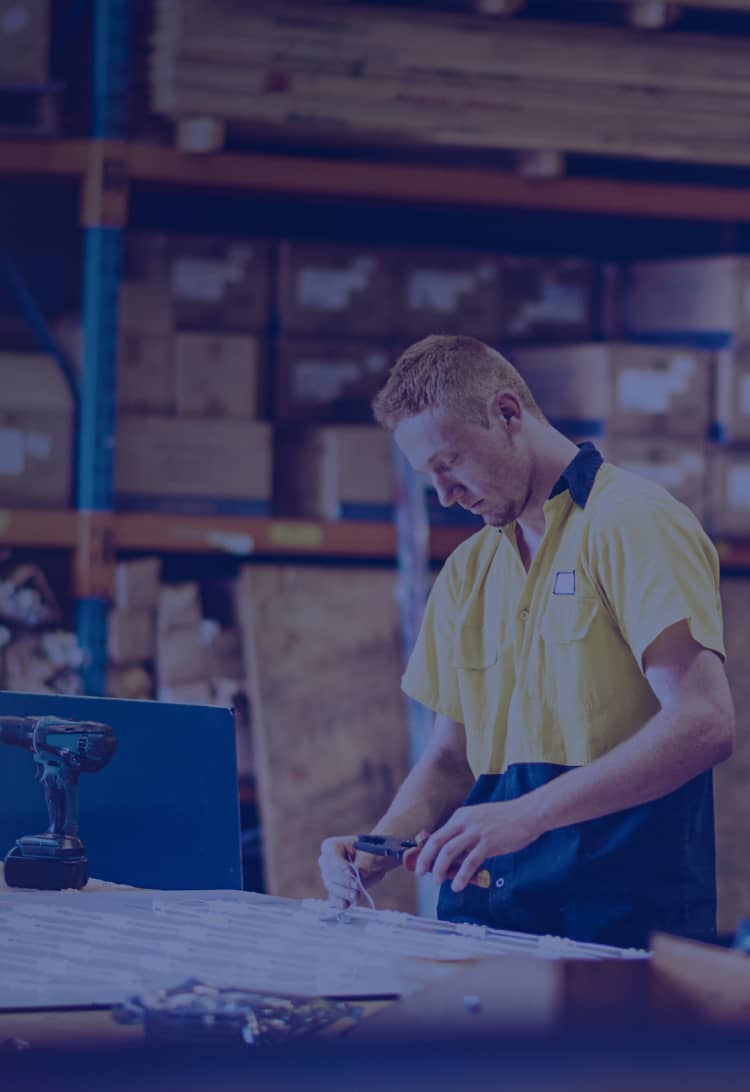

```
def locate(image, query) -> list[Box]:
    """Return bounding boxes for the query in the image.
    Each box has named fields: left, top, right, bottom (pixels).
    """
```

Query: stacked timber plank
left=150, top=0, right=750, bottom=165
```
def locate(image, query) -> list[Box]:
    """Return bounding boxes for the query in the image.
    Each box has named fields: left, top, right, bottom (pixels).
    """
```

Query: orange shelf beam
left=0, top=509, right=78, bottom=549
left=125, top=142, right=750, bottom=222
left=1, top=139, right=750, bottom=223
left=113, top=512, right=475, bottom=562
left=0, top=139, right=90, bottom=180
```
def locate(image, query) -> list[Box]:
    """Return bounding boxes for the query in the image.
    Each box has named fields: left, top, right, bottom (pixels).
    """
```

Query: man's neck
left=514, top=428, right=581, bottom=565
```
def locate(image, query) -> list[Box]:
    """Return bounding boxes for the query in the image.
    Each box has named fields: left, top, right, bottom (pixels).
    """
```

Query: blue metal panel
left=76, top=597, right=110, bottom=697
left=0, top=691, right=242, bottom=890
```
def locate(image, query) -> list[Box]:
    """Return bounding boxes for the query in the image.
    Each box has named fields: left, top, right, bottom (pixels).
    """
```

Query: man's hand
left=318, top=835, right=393, bottom=909
left=414, top=799, right=543, bottom=892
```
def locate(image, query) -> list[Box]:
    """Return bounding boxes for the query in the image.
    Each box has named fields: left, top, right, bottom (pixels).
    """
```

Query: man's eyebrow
left=421, top=449, right=454, bottom=473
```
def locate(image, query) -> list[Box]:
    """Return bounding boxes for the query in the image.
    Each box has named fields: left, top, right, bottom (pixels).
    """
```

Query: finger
left=402, top=846, right=420, bottom=873
left=432, top=832, right=478, bottom=886
left=323, top=865, right=358, bottom=893
left=326, top=895, right=352, bottom=911
left=327, top=873, right=360, bottom=899
left=450, top=848, right=488, bottom=893
left=416, top=821, right=459, bottom=877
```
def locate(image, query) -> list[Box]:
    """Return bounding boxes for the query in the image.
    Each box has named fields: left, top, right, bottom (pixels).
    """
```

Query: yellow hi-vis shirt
left=402, top=460, right=725, bottom=779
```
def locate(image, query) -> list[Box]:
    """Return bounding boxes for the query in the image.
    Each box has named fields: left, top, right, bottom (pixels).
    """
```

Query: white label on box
left=0, top=428, right=25, bottom=475
left=507, top=279, right=586, bottom=335
left=618, top=355, right=696, bottom=414
left=617, top=370, right=672, bottom=413
left=624, top=453, right=702, bottom=490
left=173, top=258, right=234, bottom=302
left=728, top=466, right=750, bottom=509
left=25, top=432, right=52, bottom=460
left=740, top=376, right=750, bottom=417
left=299, top=258, right=375, bottom=311
left=294, top=363, right=361, bottom=402
left=408, top=271, right=475, bottom=313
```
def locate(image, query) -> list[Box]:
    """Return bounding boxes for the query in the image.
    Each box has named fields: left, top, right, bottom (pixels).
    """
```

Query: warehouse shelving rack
left=4, top=3, right=750, bottom=692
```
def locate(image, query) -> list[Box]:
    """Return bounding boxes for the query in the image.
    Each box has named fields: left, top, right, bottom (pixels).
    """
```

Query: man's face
left=394, top=405, right=532, bottom=528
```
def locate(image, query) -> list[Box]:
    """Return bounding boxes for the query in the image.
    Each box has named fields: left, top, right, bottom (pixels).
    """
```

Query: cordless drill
left=0, top=715, right=117, bottom=890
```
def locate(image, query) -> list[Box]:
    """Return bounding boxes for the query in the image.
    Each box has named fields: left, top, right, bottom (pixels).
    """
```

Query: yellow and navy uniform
left=402, top=443, right=725, bottom=948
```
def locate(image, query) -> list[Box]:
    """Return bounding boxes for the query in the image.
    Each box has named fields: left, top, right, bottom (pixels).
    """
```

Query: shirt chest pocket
left=540, top=596, right=617, bottom=715
left=449, top=623, right=504, bottom=739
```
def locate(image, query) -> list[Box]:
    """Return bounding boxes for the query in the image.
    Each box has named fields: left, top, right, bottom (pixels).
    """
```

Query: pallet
left=0, top=82, right=62, bottom=138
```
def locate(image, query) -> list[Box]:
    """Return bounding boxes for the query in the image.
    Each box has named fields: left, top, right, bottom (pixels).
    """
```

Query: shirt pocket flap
left=540, top=596, right=600, bottom=645
left=450, top=624, right=500, bottom=669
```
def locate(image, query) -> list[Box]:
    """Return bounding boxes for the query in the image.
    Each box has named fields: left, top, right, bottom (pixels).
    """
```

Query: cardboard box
left=119, top=283, right=174, bottom=336
left=114, top=558, right=162, bottom=613
left=512, top=343, right=712, bottom=439
left=275, top=339, right=391, bottom=422
left=625, top=256, right=750, bottom=345
left=393, top=248, right=500, bottom=341
left=277, top=242, right=393, bottom=336
left=157, top=583, right=202, bottom=634
left=157, top=681, right=214, bottom=705
left=115, top=415, right=272, bottom=514
left=107, top=609, right=156, bottom=665
left=107, top=664, right=153, bottom=701
left=0, top=0, right=49, bottom=83
left=156, top=626, right=210, bottom=687
left=0, top=352, right=73, bottom=507
left=118, top=332, right=175, bottom=413
left=714, top=348, right=750, bottom=443
left=123, top=233, right=170, bottom=283
left=170, top=236, right=270, bottom=332
left=274, top=425, right=395, bottom=520
left=709, top=449, right=750, bottom=536
left=606, top=437, right=707, bottom=522
left=500, top=257, right=596, bottom=343
left=175, top=333, right=263, bottom=419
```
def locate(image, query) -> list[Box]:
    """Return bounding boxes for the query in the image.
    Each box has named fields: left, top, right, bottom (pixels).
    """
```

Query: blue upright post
left=392, top=440, right=434, bottom=917
left=76, top=0, right=130, bottom=695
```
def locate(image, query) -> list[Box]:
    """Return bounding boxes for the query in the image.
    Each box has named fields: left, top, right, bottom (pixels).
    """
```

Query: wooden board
left=351, top=955, right=650, bottom=1039
left=650, top=932, right=750, bottom=1025
left=150, top=2, right=750, bottom=165
left=236, top=564, right=415, bottom=912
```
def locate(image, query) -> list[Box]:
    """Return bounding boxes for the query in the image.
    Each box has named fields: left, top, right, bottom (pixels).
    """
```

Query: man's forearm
left=530, top=699, right=732, bottom=837
left=371, top=745, right=474, bottom=841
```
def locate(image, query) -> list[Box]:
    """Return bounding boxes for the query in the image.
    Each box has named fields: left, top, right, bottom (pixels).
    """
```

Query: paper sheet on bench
left=0, top=889, right=647, bottom=1010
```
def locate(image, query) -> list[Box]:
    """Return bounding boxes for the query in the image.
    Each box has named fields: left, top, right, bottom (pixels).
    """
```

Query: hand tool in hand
left=0, top=715, right=117, bottom=890
left=353, top=834, right=491, bottom=889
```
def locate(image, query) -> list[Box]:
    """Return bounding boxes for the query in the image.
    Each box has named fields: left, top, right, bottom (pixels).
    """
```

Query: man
left=319, top=335, right=735, bottom=948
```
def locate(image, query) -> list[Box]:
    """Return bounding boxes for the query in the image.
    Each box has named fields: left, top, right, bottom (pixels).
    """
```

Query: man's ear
left=488, top=390, right=522, bottom=427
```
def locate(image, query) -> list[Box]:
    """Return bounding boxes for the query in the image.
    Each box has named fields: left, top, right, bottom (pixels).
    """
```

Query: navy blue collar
left=548, top=442, right=603, bottom=509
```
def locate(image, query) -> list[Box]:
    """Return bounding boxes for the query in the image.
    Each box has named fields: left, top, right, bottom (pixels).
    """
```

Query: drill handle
left=36, top=755, right=79, bottom=838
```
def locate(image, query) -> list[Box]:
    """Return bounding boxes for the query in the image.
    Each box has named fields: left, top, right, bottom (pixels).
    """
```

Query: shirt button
left=495, top=877, right=505, bottom=889
left=519, top=609, right=529, bottom=621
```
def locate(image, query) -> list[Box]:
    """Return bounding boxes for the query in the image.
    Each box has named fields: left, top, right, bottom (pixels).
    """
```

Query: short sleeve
left=588, top=495, right=725, bottom=670
left=401, top=561, right=464, bottom=722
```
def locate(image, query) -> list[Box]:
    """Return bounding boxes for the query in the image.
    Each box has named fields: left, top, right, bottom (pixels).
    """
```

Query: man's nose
left=433, top=477, right=458, bottom=507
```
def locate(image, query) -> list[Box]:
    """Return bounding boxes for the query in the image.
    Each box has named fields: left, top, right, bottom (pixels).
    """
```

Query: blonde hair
left=372, top=334, right=546, bottom=430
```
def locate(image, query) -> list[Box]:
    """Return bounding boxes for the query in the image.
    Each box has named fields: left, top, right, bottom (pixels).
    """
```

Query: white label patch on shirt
left=553, top=570, right=576, bottom=595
